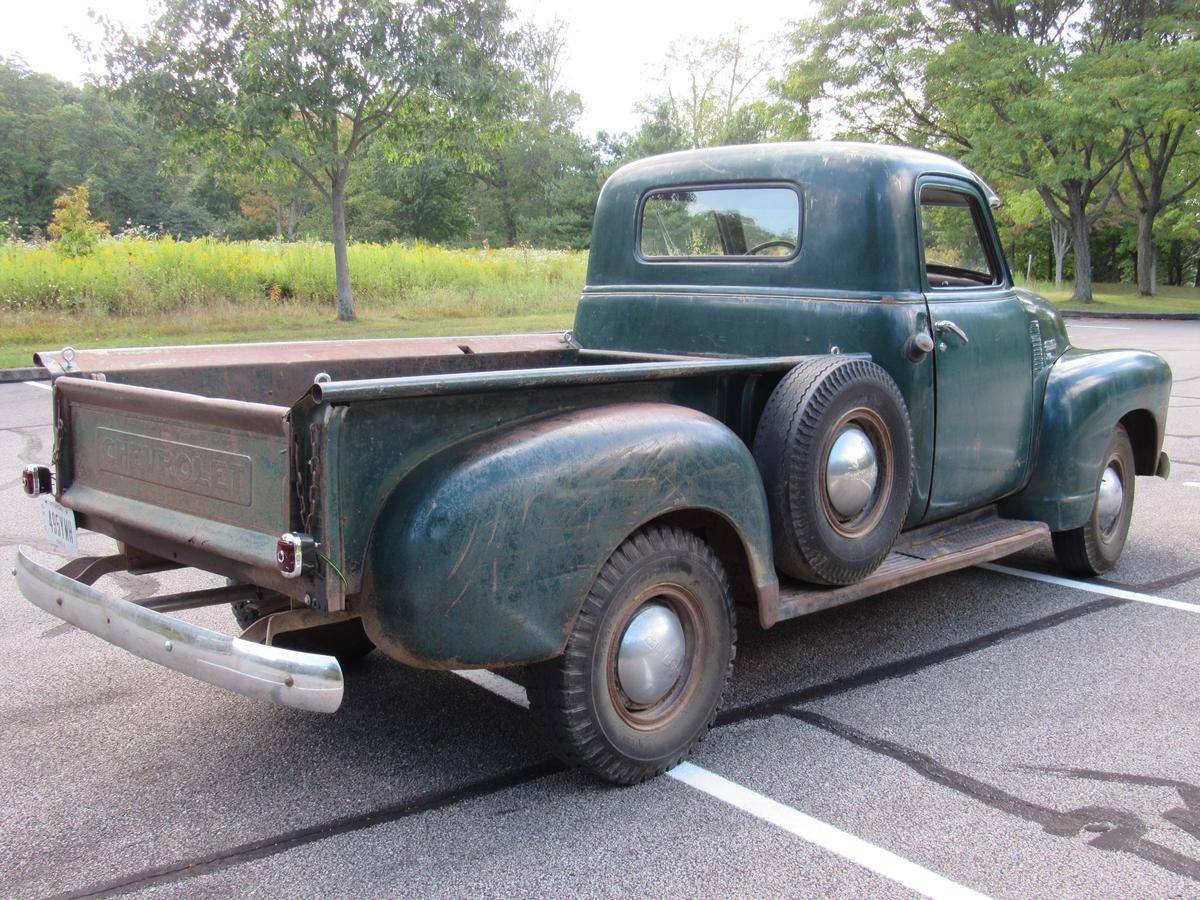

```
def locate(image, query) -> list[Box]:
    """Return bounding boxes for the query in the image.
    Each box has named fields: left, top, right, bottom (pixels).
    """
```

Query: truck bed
left=39, top=333, right=806, bottom=609
left=36, top=332, right=584, bottom=402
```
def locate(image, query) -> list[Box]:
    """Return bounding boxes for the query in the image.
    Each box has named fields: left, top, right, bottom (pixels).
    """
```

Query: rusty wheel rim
left=818, top=407, right=894, bottom=538
left=605, top=583, right=705, bottom=731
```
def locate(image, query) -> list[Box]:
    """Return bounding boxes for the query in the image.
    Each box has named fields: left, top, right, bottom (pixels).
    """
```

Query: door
left=918, top=178, right=1035, bottom=520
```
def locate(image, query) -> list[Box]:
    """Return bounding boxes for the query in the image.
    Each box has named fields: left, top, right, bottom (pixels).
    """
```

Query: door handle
left=934, top=320, right=970, bottom=344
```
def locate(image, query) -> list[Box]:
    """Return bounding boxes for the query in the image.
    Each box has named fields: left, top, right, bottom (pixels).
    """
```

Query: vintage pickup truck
left=17, top=143, right=1171, bottom=784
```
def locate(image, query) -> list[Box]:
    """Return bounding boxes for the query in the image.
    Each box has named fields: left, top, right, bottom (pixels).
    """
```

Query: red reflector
left=277, top=536, right=298, bottom=577
left=276, top=532, right=314, bottom=579
left=22, top=465, right=52, bottom=497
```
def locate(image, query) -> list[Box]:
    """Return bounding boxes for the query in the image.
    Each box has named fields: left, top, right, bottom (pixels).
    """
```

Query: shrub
left=47, top=186, right=110, bottom=258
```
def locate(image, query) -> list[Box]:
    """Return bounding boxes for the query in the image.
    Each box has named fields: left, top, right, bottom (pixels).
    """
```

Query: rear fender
left=361, top=403, right=776, bottom=668
left=999, top=348, right=1171, bottom=531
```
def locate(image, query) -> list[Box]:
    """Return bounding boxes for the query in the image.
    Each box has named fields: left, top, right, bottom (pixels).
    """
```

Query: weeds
left=0, top=237, right=587, bottom=317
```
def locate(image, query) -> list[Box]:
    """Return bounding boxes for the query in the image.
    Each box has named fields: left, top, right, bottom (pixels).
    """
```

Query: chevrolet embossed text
left=97, top=427, right=252, bottom=505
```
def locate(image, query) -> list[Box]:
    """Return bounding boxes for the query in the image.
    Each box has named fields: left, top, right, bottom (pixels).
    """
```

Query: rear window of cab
left=639, top=185, right=801, bottom=261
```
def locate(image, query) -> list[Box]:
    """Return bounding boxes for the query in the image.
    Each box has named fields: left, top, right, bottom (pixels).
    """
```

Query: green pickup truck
left=17, top=142, right=1171, bottom=784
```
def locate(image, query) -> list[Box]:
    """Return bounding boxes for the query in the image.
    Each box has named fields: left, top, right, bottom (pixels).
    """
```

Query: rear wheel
left=528, top=525, right=735, bottom=785
left=1052, top=425, right=1136, bottom=576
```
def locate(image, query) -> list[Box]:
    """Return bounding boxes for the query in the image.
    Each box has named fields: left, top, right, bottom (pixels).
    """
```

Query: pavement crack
left=57, top=761, right=562, bottom=899
left=1032, top=767, right=1200, bottom=843
left=1097, top=565, right=1200, bottom=594
left=793, top=710, right=1200, bottom=883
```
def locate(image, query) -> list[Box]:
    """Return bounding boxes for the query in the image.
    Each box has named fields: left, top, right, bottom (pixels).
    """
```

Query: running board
left=767, top=509, right=1049, bottom=625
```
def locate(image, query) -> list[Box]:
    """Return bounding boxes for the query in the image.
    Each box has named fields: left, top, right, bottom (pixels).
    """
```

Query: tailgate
left=53, top=377, right=291, bottom=572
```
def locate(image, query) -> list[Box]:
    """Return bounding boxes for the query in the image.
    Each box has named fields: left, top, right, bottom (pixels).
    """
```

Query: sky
left=0, top=0, right=809, bottom=136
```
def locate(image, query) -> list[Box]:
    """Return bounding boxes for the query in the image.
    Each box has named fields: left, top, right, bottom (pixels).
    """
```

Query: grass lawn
left=1022, top=280, right=1200, bottom=314
left=0, top=305, right=576, bottom=370
left=0, top=239, right=586, bottom=369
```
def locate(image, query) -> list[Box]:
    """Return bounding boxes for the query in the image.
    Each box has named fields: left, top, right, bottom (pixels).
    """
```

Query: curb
left=0, top=367, right=48, bottom=384
left=1059, top=309, right=1200, bottom=321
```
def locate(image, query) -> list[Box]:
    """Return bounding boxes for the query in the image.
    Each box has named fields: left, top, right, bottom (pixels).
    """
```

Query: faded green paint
left=361, top=403, right=775, bottom=667
left=999, top=348, right=1172, bottom=530
left=575, top=291, right=937, bottom=526
left=299, top=362, right=795, bottom=603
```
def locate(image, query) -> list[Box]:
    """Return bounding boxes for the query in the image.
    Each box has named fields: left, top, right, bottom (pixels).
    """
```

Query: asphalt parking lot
left=2, top=317, right=1199, bottom=898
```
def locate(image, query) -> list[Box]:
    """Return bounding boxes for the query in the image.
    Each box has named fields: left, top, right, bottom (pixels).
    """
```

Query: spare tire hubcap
left=617, top=602, right=686, bottom=706
left=826, top=425, right=879, bottom=520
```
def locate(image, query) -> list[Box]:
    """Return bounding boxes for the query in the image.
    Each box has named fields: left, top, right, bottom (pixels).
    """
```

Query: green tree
left=783, top=1, right=1131, bottom=302
left=935, top=8, right=1130, bottom=303
left=0, top=60, right=213, bottom=237
left=48, top=86, right=211, bottom=236
left=349, top=145, right=473, bottom=243
left=464, top=20, right=601, bottom=248
left=48, top=184, right=109, bottom=256
left=1101, top=2, right=1200, bottom=295
left=640, top=26, right=798, bottom=150
left=108, top=0, right=512, bottom=321
left=620, top=99, right=689, bottom=160
left=775, top=0, right=970, bottom=149
left=0, top=61, right=69, bottom=230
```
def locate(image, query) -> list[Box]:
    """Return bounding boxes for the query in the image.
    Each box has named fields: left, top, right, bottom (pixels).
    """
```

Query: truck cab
left=577, top=142, right=1148, bottom=528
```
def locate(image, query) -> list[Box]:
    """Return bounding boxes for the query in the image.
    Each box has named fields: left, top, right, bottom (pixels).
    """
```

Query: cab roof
left=586, top=141, right=1001, bottom=295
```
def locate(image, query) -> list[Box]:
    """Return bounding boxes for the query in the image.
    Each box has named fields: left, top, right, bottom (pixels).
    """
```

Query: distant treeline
left=1, top=0, right=1198, bottom=312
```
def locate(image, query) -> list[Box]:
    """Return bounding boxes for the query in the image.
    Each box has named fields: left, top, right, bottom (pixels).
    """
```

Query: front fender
left=361, top=402, right=776, bottom=668
left=1000, top=348, right=1171, bottom=531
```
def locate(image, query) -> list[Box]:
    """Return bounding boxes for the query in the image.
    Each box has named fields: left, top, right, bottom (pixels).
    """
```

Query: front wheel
left=528, top=525, right=736, bottom=785
left=1052, top=424, right=1136, bottom=576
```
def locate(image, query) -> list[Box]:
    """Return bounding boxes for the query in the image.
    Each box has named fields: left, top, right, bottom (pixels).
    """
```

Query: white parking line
left=980, top=563, right=1200, bottom=614
left=451, top=668, right=531, bottom=708
left=667, top=763, right=987, bottom=900
left=23, top=380, right=51, bottom=391
left=450, top=668, right=986, bottom=900
left=1183, top=482, right=1200, bottom=489
left=1066, top=323, right=1130, bottom=331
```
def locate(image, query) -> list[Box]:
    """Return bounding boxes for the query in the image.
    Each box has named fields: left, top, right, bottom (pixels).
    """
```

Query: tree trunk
left=286, top=199, right=300, bottom=241
left=331, top=173, right=355, bottom=322
left=1194, top=253, right=1200, bottom=287
left=1049, top=219, right=1069, bottom=289
left=502, top=204, right=518, bottom=247
left=1067, top=190, right=1093, bottom=304
left=1136, top=211, right=1156, bottom=297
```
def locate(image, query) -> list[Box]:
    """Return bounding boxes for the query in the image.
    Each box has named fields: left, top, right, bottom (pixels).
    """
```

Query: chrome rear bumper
left=14, top=547, right=343, bottom=713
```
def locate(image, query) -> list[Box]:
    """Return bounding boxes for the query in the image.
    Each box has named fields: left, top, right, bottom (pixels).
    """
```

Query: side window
left=919, top=186, right=1000, bottom=288
left=640, top=186, right=800, bottom=260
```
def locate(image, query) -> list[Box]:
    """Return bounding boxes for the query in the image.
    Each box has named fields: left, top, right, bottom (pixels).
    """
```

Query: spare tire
left=753, top=357, right=914, bottom=586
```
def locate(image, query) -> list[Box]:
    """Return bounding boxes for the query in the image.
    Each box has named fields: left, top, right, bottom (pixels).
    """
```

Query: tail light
left=22, top=465, right=52, bottom=497
left=277, top=532, right=316, bottom=579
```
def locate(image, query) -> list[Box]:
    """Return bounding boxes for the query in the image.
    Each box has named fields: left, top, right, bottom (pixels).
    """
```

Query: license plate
left=40, top=496, right=78, bottom=555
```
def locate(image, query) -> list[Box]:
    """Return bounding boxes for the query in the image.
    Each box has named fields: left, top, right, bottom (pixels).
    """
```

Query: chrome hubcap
left=616, top=602, right=686, bottom=706
left=1097, top=465, right=1124, bottom=533
left=826, top=425, right=879, bottom=520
